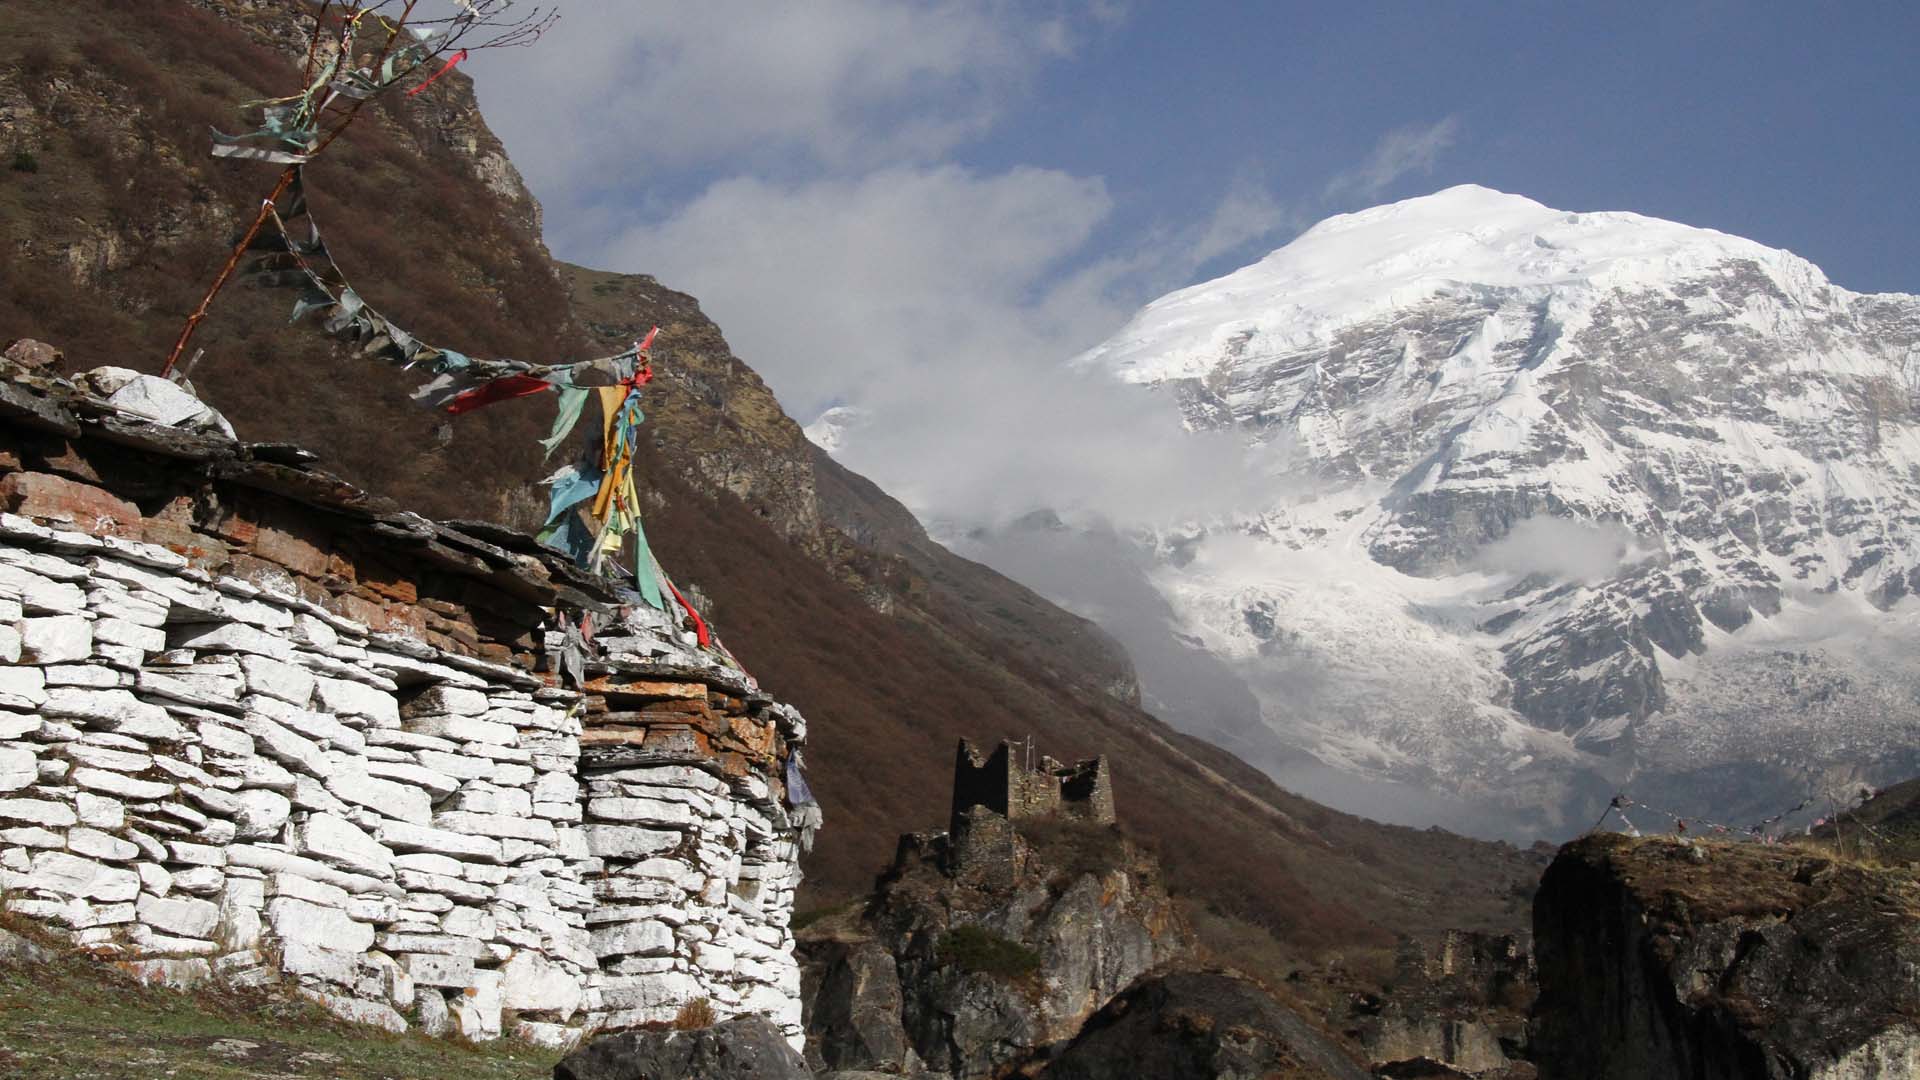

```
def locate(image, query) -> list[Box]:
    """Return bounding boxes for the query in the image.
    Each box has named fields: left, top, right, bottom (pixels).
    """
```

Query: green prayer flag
left=630, top=515, right=665, bottom=610
left=540, top=386, right=592, bottom=461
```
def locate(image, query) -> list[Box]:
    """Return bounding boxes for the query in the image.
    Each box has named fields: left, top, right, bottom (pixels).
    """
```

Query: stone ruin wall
left=950, top=738, right=1115, bottom=834
left=0, top=361, right=813, bottom=1049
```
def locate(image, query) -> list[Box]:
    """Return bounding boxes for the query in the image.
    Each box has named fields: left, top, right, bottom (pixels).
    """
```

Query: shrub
left=9, top=151, right=36, bottom=173
left=671, top=998, right=715, bottom=1030
left=936, top=925, right=1040, bottom=980
left=1018, top=818, right=1128, bottom=885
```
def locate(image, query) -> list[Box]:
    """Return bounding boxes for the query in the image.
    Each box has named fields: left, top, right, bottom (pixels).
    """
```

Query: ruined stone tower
left=949, top=738, right=1114, bottom=836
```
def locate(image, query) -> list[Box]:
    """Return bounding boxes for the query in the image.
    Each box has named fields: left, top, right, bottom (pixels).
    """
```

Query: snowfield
left=1061, top=185, right=1920, bottom=837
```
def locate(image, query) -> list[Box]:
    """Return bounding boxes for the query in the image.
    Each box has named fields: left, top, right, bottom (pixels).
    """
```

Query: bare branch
left=164, top=0, right=557, bottom=373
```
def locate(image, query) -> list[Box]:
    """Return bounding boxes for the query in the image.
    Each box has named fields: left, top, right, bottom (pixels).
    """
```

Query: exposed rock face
left=1044, top=970, right=1372, bottom=1080
left=803, top=938, right=915, bottom=1074
left=553, top=1015, right=812, bottom=1080
left=1532, top=833, right=1920, bottom=1079
left=801, top=811, right=1189, bottom=1078
left=1064, top=184, right=1920, bottom=835
left=1347, top=931, right=1532, bottom=1076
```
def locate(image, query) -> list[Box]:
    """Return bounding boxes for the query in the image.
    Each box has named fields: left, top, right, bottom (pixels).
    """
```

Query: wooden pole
left=161, top=168, right=298, bottom=379
left=160, top=0, right=419, bottom=378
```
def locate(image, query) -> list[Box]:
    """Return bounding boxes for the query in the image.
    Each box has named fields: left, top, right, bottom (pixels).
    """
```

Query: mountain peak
left=1081, top=187, right=1833, bottom=384
left=1058, top=185, right=1920, bottom=837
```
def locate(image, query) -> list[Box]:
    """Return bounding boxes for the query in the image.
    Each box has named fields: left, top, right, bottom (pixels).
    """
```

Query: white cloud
left=584, top=164, right=1283, bottom=524
left=463, top=7, right=1467, bottom=533
left=1473, top=517, right=1646, bottom=583
left=590, top=165, right=1116, bottom=413
left=468, top=0, right=1089, bottom=209
left=1324, top=115, right=1461, bottom=202
left=1183, top=171, right=1308, bottom=271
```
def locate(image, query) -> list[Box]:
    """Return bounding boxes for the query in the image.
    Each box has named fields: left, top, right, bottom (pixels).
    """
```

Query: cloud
left=584, top=164, right=1283, bottom=524
left=467, top=0, right=1094, bottom=214
left=464, top=8, right=1466, bottom=533
left=589, top=165, right=1116, bottom=413
left=1473, top=517, right=1645, bottom=583
left=1324, top=115, right=1462, bottom=202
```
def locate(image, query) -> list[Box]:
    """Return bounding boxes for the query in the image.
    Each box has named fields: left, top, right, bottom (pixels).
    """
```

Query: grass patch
left=936, top=925, right=1040, bottom=980
left=0, top=936, right=560, bottom=1079
left=1017, top=818, right=1130, bottom=887
left=790, top=900, right=859, bottom=933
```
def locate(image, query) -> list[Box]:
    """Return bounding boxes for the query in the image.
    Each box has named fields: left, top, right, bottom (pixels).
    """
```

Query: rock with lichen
left=1532, top=832, right=1920, bottom=1079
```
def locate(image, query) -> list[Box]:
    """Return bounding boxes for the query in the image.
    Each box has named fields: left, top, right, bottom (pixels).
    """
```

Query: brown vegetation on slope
left=1, top=0, right=578, bottom=525
left=2, top=0, right=1543, bottom=967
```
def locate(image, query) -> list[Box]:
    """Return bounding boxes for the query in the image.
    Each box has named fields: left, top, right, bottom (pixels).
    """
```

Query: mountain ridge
left=1050, top=184, right=1920, bottom=836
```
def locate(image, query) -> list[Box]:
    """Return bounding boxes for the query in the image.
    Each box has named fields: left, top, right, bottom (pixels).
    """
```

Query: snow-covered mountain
left=803, top=405, right=869, bottom=456
left=1058, top=185, right=1920, bottom=836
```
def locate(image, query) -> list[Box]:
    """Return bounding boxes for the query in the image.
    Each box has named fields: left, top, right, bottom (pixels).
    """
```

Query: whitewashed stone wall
left=0, top=512, right=808, bottom=1048
left=586, top=757, right=805, bottom=1036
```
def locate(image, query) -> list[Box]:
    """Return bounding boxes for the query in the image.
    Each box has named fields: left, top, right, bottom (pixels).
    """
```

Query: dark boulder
left=1344, top=930, right=1530, bottom=1074
left=552, top=1015, right=812, bottom=1080
left=1043, top=970, right=1371, bottom=1080
left=1373, top=1059, right=1476, bottom=1078
left=1532, top=833, right=1920, bottom=1079
left=802, top=937, right=914, bottom=1074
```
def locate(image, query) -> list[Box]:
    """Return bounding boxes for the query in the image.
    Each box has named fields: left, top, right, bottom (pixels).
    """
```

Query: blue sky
left=471, top=1, right=1920, bottom=523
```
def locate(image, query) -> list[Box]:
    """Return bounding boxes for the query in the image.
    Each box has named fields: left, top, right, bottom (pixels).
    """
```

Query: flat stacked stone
left=0, top=356, right=818, bottom=1050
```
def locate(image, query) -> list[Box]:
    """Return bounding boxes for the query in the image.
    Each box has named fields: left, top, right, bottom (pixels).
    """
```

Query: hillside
left=0, top=0, right=1541, bottom=966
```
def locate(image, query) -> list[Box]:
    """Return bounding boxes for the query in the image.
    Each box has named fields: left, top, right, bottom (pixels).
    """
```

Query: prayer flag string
left=207, top=9, right=721, bottom=650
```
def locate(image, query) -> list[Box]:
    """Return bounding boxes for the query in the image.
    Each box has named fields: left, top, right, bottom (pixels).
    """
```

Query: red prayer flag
left=664, top=578, right=712, bottom=649
left=444, top=374, right=551, bottom=414
left=407, top=49, right=469, bottom=97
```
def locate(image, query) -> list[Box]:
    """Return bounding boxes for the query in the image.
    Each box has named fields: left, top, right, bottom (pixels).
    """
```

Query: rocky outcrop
left=1044, top=970, right=1371, bottom=1080
left=800, top=808, right=1189, bottom=1078
left=803, top=937, right=916, bottom=1074
left=554, top=1015, right=813, bottom=1080
left=1346, top=932, right=1532, bottom=1076
left=1532, top=833, right=1920, bottom=1079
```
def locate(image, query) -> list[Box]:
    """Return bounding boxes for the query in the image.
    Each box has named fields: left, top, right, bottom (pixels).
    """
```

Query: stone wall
left=0, top=358, right=814, bottom=1048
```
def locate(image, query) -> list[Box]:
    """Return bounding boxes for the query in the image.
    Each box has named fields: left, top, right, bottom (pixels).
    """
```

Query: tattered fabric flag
left=541, top=461, right=603, bottom=523
left=407, top=48, right=468, bottom=97
left=540, top=385, right=593, bottom=461
left=444, top=373, right=552, bottom=414
left=625, top=491, right=665, bottom=612
left=662, top=576, right=712, bottom=648
left=785, top=750, right=824, bottom=853
left=245, top=168, right=649, bottom=410
left=558, top=619, right=588, bottom=688
left=538, top=460, right=606, bottom=566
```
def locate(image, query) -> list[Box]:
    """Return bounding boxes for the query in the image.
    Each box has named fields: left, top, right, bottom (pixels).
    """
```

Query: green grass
left=936, top=925, right=1041, bottom=980
left=0, top=929, right=562, bottom=1079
